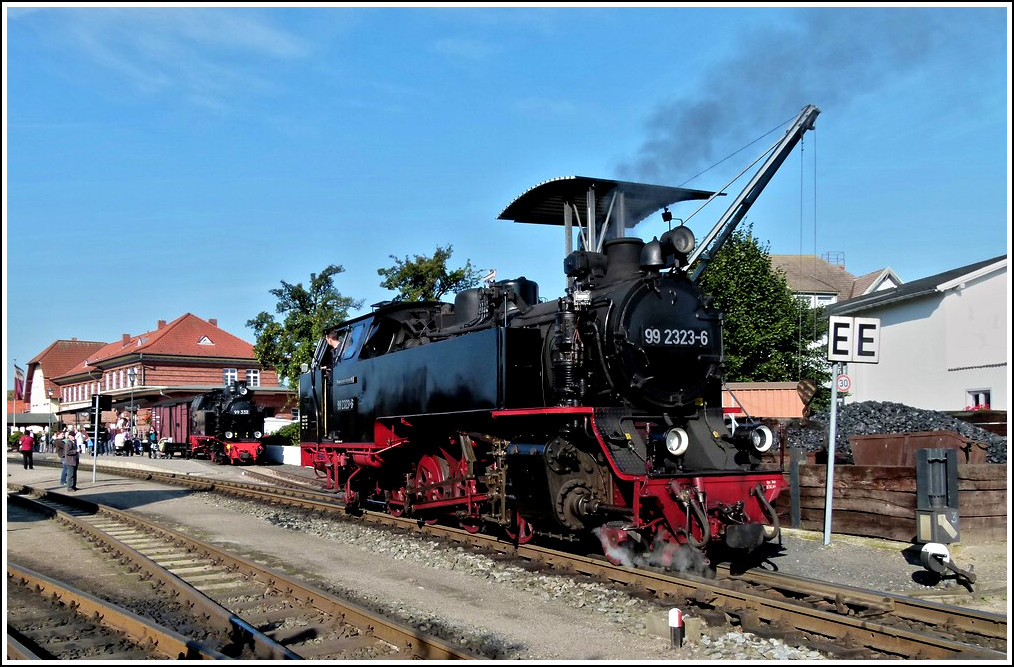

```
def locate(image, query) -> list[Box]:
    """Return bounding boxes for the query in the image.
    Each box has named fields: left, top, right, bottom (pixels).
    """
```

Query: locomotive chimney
left=603, top=238, right=645, bottom=285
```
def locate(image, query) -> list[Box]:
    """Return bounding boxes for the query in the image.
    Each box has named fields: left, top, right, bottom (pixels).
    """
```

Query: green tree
left=247, top=265, right=364, bottom=386
left=695, top=224, right=829, bottom=389
left=378, top=244, right=482, bottom=302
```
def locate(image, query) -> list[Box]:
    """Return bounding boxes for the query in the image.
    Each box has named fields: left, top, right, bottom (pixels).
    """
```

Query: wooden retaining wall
left=774, top=461, right=1007, bottom=543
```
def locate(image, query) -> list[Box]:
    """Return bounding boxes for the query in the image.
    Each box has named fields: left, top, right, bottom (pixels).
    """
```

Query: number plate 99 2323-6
left=642, top=328, right=710, bottom=346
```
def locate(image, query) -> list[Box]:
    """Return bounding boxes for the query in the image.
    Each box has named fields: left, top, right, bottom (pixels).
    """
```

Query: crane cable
left=795, top=125, right=819, bottom=380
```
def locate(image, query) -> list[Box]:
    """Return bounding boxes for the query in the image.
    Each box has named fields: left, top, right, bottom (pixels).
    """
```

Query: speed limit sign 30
left=836, top=374, right=852, bottom=392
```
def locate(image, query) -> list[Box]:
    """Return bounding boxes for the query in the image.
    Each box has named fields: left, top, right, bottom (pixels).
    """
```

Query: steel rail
left=8, top=487, right=480, bottom=660
left=7, top=561, right=229, bottom=660
left=15, top=459, right=1006, bottom=659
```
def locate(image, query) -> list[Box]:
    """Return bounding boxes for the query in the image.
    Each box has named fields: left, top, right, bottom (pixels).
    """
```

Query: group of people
left=108, top=429, right=162, bottom=458
left=16, top=430, right=81, bottom=491
left=13, top=425, right=174, bottom=493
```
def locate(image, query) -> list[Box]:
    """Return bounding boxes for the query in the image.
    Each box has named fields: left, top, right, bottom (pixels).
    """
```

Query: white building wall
left=846, top=264, right=1007, bottom=411
left=941, top=267, right=1008, bottom=410
left=848, top=297, right=948, bottom=410
left=27, top=366, right=56, bottom=417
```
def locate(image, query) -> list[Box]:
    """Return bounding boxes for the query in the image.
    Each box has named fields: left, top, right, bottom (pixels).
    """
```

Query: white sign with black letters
left=827, top=316, right=881, bottom=363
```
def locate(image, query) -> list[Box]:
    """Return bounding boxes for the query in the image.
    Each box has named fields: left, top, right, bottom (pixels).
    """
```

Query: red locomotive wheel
left=415, top=454, right=451, bottom=503
left=387, top=488, right=407, bottom=517
left=504, top=510, right=534, bottom=544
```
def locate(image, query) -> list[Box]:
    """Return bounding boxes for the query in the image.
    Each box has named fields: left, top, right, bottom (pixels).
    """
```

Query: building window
left=223, top=368, right=238, bottom=385
left=245, top=369, right=260, bottom=387
left=966, top=390, right=991, bottom=411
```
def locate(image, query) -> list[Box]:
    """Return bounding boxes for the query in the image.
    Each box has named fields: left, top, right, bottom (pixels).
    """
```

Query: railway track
left=375, top=516, right=1007, bottom=660
left=7, top=560, right=228, bottom=661
left=13, top=460, right=1008, bottom=660
left=6, top=487, right=478, bottom=660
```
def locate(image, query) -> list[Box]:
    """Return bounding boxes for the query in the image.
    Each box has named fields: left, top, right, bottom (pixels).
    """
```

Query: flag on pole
left=14, top=364, right=26, bottom=400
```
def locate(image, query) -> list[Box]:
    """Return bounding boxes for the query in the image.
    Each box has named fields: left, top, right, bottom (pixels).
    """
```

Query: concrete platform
left=5, top=451, right=299, bottom=484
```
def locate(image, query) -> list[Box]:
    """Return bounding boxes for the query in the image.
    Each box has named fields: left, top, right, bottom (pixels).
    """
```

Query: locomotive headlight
left=660, top=226, right=696, bottom=268
left=225, top=430, right=234, bottom=439
left=737, top=424, right=774, bottom=453
left=669, top=225, right=695, bottom=255
left=254, top=430, right=263, bottom=439
left=750, top=424, right=774, bottom=452
left=664, top=428, right=690, bottom=456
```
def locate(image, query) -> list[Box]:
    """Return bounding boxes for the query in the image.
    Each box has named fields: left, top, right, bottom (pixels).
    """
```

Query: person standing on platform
left=19, top=431, right=35, bottom=470
left=58, top=433, right=71, bottom=486
left=64, top=441, right=80, bottom=491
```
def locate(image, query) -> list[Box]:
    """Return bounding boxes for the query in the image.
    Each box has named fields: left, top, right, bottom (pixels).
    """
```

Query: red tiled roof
left=28, top=339, right=107, bottom=396
left=56, top=314, right=259, bottom=378
left=7, top=399, right=30, bottom=414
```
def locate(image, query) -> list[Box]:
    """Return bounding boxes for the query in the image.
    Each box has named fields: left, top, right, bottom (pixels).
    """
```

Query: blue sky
left=4, top=4, right=1010, bottom=391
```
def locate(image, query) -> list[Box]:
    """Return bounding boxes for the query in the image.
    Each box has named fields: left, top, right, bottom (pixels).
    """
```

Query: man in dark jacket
left=58, top=433, right=73, bottom=486
left=64, top=441, right=80, bottom=491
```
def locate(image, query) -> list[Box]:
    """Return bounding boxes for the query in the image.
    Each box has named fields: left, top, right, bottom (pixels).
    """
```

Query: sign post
left=91, top=394, right=111, bottom=483
left=824, top=316, right=881, bottom=545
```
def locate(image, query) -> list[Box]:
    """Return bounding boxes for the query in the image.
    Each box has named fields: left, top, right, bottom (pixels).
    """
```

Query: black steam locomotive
left=188, top=381, right=266, bottom=464
left=299, top=106, right=819, bottom=570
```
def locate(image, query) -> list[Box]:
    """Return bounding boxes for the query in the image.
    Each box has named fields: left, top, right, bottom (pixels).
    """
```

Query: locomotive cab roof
left=497, top=176, right=715, bottom=229
left=498, top=176, right=720, bottom=263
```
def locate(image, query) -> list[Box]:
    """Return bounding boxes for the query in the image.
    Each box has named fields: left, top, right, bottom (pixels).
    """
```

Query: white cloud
left=43, top=7, right=311, bottom=110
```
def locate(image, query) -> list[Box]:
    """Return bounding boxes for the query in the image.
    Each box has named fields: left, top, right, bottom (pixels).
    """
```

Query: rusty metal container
left=849, top=431, right=989, bottom=466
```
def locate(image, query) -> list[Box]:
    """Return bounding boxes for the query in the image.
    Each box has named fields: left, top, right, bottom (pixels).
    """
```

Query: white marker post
left=669, top=608, right=684, bottom=648
left=825, top=316, right=881, bottom=545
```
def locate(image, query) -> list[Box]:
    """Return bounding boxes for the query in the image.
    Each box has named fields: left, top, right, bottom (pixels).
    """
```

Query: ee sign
left=827, top=316, right=881, bottom=364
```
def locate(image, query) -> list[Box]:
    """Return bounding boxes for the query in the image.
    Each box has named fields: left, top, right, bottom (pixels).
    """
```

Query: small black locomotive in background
left=189, top=381, right=266, bottom=464
left=150, top=381, right=267, bottom=464
left=299, top=106, right=819, bottom=571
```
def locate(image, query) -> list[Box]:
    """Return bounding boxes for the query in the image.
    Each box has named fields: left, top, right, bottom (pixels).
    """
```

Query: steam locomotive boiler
left=299, top=105, right=820, bottom=570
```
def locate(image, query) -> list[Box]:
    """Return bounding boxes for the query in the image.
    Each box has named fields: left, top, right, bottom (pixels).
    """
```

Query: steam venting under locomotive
left=299, top=105, right=820, bottom=571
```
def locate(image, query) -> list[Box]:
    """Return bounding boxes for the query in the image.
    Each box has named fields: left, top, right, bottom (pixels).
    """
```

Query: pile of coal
left=781, top=400, right=1007, bottom=464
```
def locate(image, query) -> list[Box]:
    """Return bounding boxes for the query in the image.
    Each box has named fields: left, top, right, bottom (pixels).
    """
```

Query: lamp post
left=128, top=368, right=137, bottom=439
left=47, top=387, right=54, bottom=452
